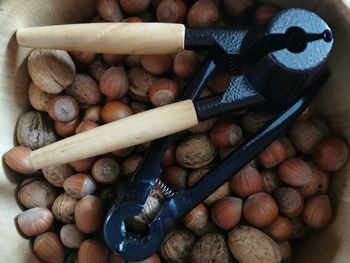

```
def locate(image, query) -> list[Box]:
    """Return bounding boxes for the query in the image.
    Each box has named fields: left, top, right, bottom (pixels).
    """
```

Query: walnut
left=160, top=227, right=197, bottom=263
left=190, top=233, right=230, bottom=263
left=176, top=134, right=217, bottom=169
left=16, top=111, right=57, bottom=150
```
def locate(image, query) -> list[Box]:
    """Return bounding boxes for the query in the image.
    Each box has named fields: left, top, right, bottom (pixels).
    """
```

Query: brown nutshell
left=66, top=74, right=101, bottom=105
left=190, top=233, right=230, bottom=263
left=16, top=111, right=57, bottom=150
left=52, top=193, right=78, bottom=224
left=176, top=134, right=217, bottom=169
left=17, top=178, right=58, bottom=209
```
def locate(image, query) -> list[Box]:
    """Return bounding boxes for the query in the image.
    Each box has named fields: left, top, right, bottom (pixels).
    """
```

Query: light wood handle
left=17, top=23, right=186, bottom=54
left=30, top=100, right=198, bottom=169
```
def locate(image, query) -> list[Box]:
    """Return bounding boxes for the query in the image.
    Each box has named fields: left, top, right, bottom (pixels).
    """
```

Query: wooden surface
left=17, top=23, right=186, bottom=54
left=30, top=100, right=198, bottom=169
left=1, top=0, right=350, bottom=263
left=0, top=0, right=96, bottom=262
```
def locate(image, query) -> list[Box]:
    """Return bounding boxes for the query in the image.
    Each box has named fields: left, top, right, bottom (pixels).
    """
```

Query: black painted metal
left=104, top=8, right=334, bottom=261
left=104, top=55, right=218, bottom=260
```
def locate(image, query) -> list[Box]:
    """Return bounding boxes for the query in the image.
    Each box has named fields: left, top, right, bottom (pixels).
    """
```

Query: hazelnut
left=161, top=143, right=176, bottom=166
left=230, top=165, right=264, bottom=198
left=190, top=233, right=230, bottom=263
left=228, top=226, right=281, bottom=263
left=92, top=157, right=120, bottom=184
left=33, top=232, right=65, bottom=263
left=211, top=197, right=242, bottom=230
left=188, top=118, right=216, bottom=134
left=124, top=55, right=141, bottom=68
left=160, top=227, right=197, bottom=263
left=28, top=82, right=54, bottom=112
left=156, top=0, right=187, bottom=23
left=163, top=166, right=188, bottom=190
left=75, top=195, right=104, bottom=234
left=121, top=155, right=143, bottom=177
left=255, top=4, right=280, bottom=24
left=280, top=137, right=296, bottom=158
left=302, top=194, right=332, bottom=229
left=60, top=224, right=86, bottom=249
left=63, top=173, right=97, bottom=199
left=28, top=49, right=75, bottom=94
left=274, top=187, right=304, bottom=218
left=207, top=68, right=230, bottom=94
left=223, top=0, right=254, bottom=16
left=312, top=136, right=349, bottom=172
left=141, top=55, right=173, bottom=75
left=204, top=182, right=231, bottom=206
left=187, top=168, right=210, bottom=187
left=241, top=111, right=274, bottom=134
left=17, top=207, right=54, bottom=237
left=263, top=215, right=293, bottom=241
left=297, top=107, right=311, bottom=121
left=78, top=239, right=110, bottom=263
left=71, top=51, right=96, bottom=64
left=100, top=67, right=129, bottom=100
left=103, top=54, right=126, bottom=65
left=149, top=79, right=179, bottom=107
left=187, top=0, right=219, bottom=27
left=48, top=95, right=80, bottom=122
left=290, top=216, right=310, bottom=240
left=111, top=146, right=135, bottom=158
left=288, top=118, right=329, bottom=154
left=17, top=178, right=58, bottom=209
left=127, top=67, right=158, bottom=102
left=83, top=105, right=102, bottom=122
left=55, top=118, right=80, bottom=138
left=75, top=120, right=99, bottom=134
left=258, top=140, right=287, bottom=168
left=173, top=50, right=201, bottom=79
left=261, top=170, right=280, bottom=194
left=119, top=0, right=150, bottom=14
left=184, top=203, right=208, bottom=235
left=277, top=241, right=292, bottom=263
left=278, top=158, right=313, bottom=187
left=298, top=163, right=330, bottom=198
left=243, top=192, right=279, bottom=228
left=69, top=157, right=96, bottom=173
left=188, top=168, right=231, bottom=205
left=89, top=56, right=109, bottom=81
left=66, top=74, right=101, bottom=106
left=52, top=193, right=78, bottom=224
left=42, top=164, right=74, bottom=187
left=176, top=134, right=217, bottom=169
left=16, top=111, right=57, bottom=150
left=209, top=121, right=243, bottom=148
left=96, top=0, right=123, bottom=22
left=101, top=101, right=133, bottom=123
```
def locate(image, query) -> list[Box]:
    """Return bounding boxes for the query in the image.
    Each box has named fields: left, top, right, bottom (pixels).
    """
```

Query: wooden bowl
left=1, top=0, right=350, bottom=262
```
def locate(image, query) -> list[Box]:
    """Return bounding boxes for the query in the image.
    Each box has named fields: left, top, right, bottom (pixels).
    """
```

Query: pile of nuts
left=8, top=0, right=349, bottom=263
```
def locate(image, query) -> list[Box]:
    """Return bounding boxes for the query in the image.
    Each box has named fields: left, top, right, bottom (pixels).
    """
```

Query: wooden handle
left=30, top=100, right=198, bottom=169
left=17, top=23, right=186, bottom=54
